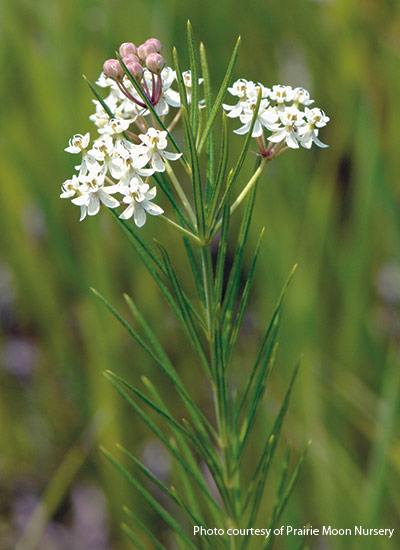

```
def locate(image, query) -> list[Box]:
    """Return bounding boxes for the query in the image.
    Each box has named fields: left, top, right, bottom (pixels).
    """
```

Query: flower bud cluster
left=61, top=127, right=181, bottom=226
left=223, top=80, right=329, bottom=151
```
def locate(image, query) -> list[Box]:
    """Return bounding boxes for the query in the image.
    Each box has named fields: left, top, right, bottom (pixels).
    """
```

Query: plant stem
left=160, top=215, right=201, bottom=244
left=165, top=160, right=197, bottom=226
left=212, top=160, right=266, bottom=237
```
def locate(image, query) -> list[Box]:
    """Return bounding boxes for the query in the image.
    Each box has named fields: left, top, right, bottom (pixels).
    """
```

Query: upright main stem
left=199, top=241, right=240, bottom=544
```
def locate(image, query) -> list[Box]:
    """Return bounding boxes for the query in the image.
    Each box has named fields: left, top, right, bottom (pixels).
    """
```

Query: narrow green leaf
left=238, top=341, right=278, bottom=456
left=214, top=200, right=230, bottom=306
left=121, top=522, right=145, bottom=549
left=187, top=21, right=200, bottom=140
left=123, top=506, right=168, bottom=550
left=140, top=376, right=211, bottom=525
left=199, top=42, right=215, bottom=208
left=118, top=444, right=179, bottom=503
left=153, top=171, right=195, bottom=232
left=125, top=295, right=217, bottom=442
left=226, top=227, right=264, bottom=365
left=101, top=375, right=219, bottom=510
left=106, top=370, right=190, bottom=438
left=237, top=264, right=297, bottom=419
left=110, top=210, right=207, bottom=348
left=275, top=442, right=311, bottom=524
left=221, top=182, right=258, bottom=338
left=245, top=360, right=301, bottom=518
left=212, top=90, right=262, bottom=227
left=198, top=36, right=241, bottom=154
left=156, top=242, right=211, bottom=376
left=83, top=75, right=114, bottom=119
left=181, top=106, right=205, bottom=238
left=207, top=112, right=229, bottom=228
left=102, top=448, right=199, bottom=550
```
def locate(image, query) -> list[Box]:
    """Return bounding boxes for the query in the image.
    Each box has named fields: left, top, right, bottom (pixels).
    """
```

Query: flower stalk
left=61, top=23, right=328, bottom=549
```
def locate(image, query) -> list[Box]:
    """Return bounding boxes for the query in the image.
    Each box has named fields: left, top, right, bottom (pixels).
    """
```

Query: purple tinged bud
left=122, top=53, right=141, bottom=66
left=119, top=42, right=137, bottom=57
left=145, top=53, right=165, bottom=74
left=103, top=59, right=124, bottom=81
left=126, top=61, right=143, bottom=80
left=145, top=38, right=163, bottom=53
left=137, top=42, right=157, bottom=61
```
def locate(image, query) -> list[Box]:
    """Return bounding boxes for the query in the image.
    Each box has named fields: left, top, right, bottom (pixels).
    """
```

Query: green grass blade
left=198, top=36, right=241, bottom=154
left=187, top=21, right=200, bottom=140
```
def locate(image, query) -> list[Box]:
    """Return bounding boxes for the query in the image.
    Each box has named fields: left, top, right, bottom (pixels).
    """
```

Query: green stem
left=165, top=160, right=197, bottom=226
left=212, top=160, right=266, bottom=237
left=160, top=215, right=202, bottom=244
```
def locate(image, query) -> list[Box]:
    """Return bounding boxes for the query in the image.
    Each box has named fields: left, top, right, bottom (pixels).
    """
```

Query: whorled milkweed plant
left=61, top=23, right=329, bottom=550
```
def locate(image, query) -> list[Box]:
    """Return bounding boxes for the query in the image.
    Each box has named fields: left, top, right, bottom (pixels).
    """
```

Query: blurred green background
left=1, top=0, right=400, bottom=548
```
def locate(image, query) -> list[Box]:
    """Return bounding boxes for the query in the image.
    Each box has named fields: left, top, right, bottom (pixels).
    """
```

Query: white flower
left=65, top=133, right=90, bottom=154
left=234, top=101, right=279, bottom=138
left=268, top=105, right=305, bottom=149
left=223, top=79, right=269, bottom=120
left=119, top=178, right=163, bottom=227
left=60, top=175, right=80, bottom=198
left=269, top=85, right=295, bottom=104
left=109, top=141, right=154, bottom=182
left=65, top=133, right=91, bottom=176
left=292, top=87, right=314, bottom=106
left=99, top=117, right=131, bottom=136
left=299, top=107, right=330, bottom=149
left=139, top=128, right=182, bottom=172
left=71, top=166, right=120, bottom=220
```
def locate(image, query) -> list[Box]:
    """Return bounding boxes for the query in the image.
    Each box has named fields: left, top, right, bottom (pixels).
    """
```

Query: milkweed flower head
left=61, top=34, right=329, bottom=229
left=223, top=79, right=329, bottom=156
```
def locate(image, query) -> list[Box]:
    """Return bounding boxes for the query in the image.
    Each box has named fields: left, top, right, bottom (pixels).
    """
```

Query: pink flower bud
left=103, top=58, right=124, bottom=81
left=137, top=42, right=157, bottom=62
left=123, top=53, right=141, bottom=66
left=144, top=38, right=163, bottom=53
left=146, top=53, right=166, bottom=74
left=126, top=61, right=144, bottom=80
left=119, top=42, right=137, bottom=57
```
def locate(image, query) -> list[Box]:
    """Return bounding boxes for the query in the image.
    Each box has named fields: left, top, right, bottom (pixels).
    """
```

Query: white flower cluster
left=223, top=80, right=329, bottom=149
left=61, top=127, right=181, bottom=226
